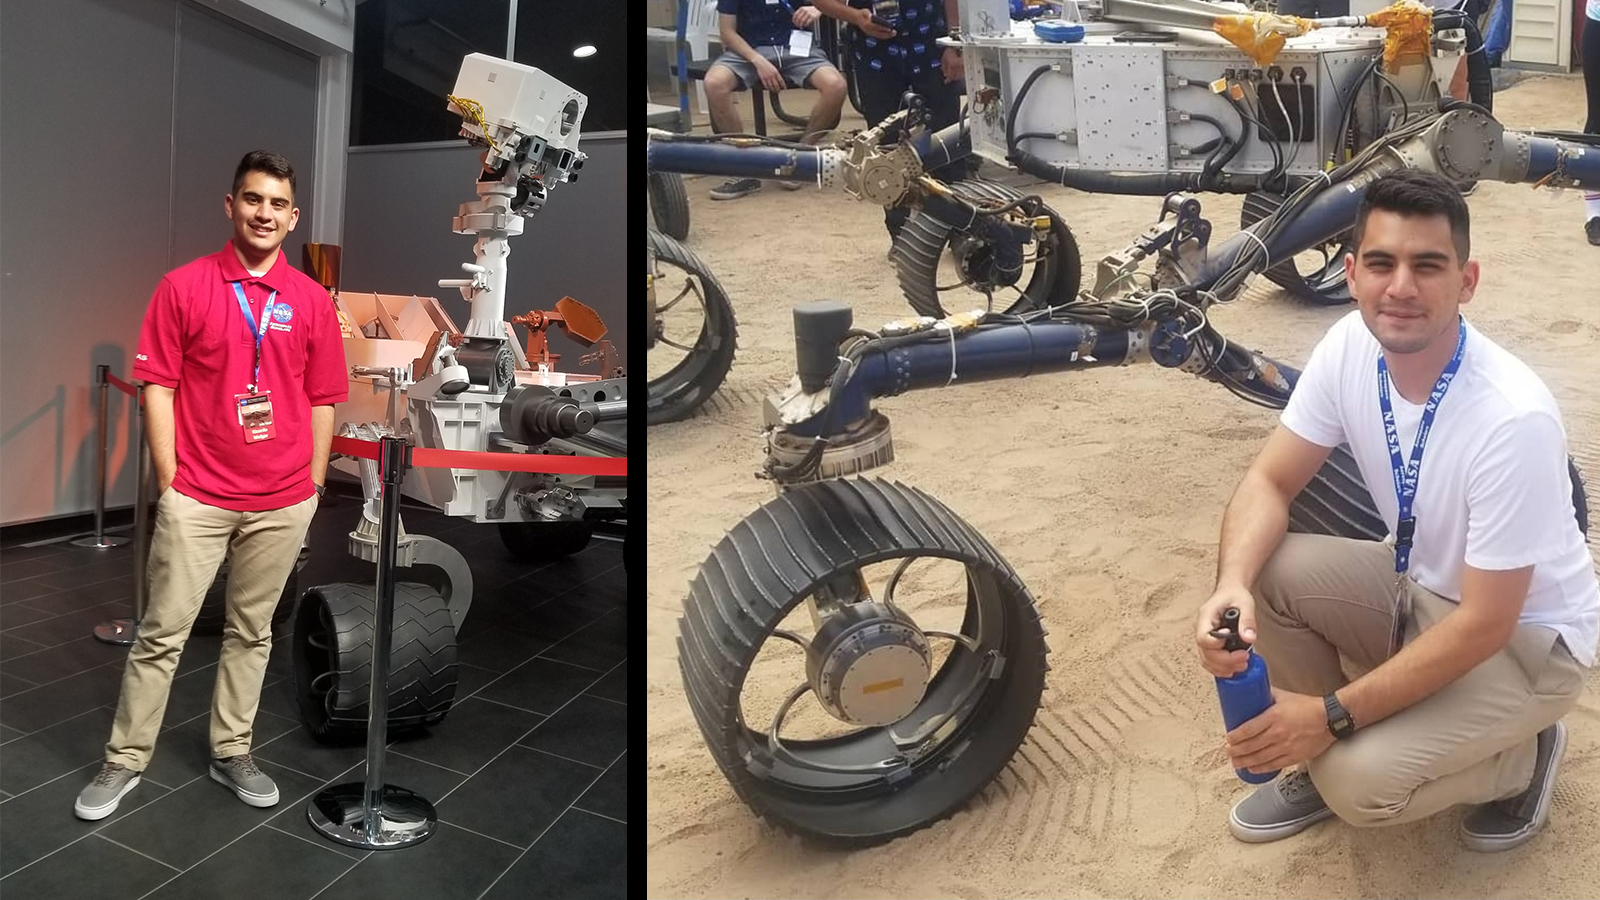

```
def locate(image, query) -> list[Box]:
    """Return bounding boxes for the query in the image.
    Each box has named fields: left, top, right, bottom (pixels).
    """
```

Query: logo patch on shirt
left=271, top=303, right=294, bottom=323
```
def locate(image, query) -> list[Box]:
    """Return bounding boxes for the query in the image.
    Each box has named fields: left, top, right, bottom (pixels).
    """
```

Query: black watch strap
left=314, top=482, right=326, bottom=498
left=1324, top=692, right=1355, bottom=739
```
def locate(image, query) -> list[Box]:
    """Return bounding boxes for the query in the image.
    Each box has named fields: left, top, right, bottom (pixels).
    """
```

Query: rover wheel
left=648, top=229, right=737, bottom=425
left=895, top=178, right=1081, bottom=318
left=498, top=520, right=593, bottom=560
left=678, top=478, right=1049, bottom=844
left=1240, top=190, right=1354, bottom=306
left=292, top=582, right=457, bottom=744
left=1289, top=446, right=1588, bottom=539
left=648, top=172, right=691, bottom=240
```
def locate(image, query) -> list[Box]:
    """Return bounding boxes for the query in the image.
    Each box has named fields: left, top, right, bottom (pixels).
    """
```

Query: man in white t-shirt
left=1193, top=171, right=1597, bottom=851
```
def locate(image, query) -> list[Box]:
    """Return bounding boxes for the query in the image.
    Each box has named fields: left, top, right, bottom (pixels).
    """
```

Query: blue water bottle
left=1211, top=607, right=1278, bottom=784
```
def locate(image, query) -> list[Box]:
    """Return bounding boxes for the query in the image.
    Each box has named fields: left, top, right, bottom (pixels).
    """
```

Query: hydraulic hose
left=1433, top=9, right=1493, bottom=113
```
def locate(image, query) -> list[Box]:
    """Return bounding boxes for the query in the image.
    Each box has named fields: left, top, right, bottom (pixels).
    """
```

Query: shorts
left=709, top=46, right=836, bottom=90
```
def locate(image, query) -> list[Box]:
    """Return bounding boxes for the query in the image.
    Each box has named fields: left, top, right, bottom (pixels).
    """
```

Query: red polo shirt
left=133, top=242, right=349, bottom=511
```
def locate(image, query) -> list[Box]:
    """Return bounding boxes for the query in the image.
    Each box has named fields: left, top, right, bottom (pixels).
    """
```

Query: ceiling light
left=573, top=45, right=596, bottom=58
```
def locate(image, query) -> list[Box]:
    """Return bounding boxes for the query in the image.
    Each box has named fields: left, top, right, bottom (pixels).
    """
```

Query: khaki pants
left=1254, top=533, right=1585, bottom=827
left=106, top=489, right=318, bottom=770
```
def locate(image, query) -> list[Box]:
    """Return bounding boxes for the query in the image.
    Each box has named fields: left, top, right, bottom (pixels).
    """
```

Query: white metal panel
left=1506, top=0, right=1573, bottom=69
left=1073, top=46, right=1169, bottom=171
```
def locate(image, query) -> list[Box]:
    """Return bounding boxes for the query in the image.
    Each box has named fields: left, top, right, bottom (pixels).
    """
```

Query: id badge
left=789, top=28, right=813, bottom=56
left=236, top=391, right=276, bottom=443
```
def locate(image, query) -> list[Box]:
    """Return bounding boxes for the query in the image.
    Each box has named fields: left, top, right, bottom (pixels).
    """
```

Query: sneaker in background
left=709, top=178, right=761, bottom=201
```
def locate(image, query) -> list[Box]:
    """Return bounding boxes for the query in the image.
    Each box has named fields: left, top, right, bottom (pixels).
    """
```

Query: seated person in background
left=704, top=0, right=848, bottom=200
left=814, top=0, right=972, bottom=246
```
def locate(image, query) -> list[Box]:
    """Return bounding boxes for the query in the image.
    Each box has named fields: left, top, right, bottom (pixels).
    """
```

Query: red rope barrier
left=329, top=435, right=626, bottom=477
left=106, top=373, right=139, bottom=397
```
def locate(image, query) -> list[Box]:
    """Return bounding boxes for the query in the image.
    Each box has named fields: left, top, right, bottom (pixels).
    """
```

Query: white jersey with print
left=1281, top=310, right=1599, bottom=666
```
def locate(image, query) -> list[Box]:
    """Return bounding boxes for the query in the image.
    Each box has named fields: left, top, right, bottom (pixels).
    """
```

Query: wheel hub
left=806, top=601, right=931, bottom=727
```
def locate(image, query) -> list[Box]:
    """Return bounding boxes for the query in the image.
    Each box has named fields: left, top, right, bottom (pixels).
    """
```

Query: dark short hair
left=232, top=150, right=296, bottom=198
left=1350, top=171, right=1470, bottom=263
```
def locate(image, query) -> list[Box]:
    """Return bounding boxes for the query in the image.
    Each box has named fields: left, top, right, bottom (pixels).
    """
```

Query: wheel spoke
left=656, top=279, right=703, bottom=315
left=765, top=680, right=906, bottom=776
left=656, top=335, right=698, bottom=352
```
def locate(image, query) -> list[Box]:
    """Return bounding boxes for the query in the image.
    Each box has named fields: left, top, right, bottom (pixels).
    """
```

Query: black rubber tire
left=648, top=229, right=738, bottom=425
left=292, top=582, right=458, bottom=744
left=1239, top=190, right=1354, bottom=306
left=498, top=519, right=593, bottom=560
left=894, top=178, right=1082, bottom=318
left=648, top=172, right=691, bottom=240
left=678, top=478, right=1049, bottom=845
left=1290, top=446, right=1589, bottom=540
left=192, top=556, right=305, bottom=637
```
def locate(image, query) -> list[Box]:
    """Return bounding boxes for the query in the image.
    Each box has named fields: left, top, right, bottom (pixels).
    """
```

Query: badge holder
left=308, top=436, right=438, bottom=850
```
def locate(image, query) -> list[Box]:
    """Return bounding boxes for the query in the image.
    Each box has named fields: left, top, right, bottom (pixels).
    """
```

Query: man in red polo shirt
left=75, top=150, right=349, bottom=820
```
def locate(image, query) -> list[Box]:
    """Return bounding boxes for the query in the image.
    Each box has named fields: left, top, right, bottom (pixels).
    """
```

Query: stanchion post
left=93, top=385, right=148, bottom=645
left=74, top=365, right=129, bottom=549
left=308, top=435, right=437, bottom=850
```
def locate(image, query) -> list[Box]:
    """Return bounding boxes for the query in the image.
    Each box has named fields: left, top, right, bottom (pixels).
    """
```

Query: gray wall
left=340, top=134, right=628, bottom=363
left=0, top=0, right=319, bottom=525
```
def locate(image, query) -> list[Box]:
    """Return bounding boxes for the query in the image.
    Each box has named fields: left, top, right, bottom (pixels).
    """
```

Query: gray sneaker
left=74, top=761, right=141, bottom=821
left=209, top=754, right=280, bottom=808
left=1460, top=721, right=1567, bottom=852
left=1228, top=768, right=1335, bottom=842
left=709, top=178, right=760, bottom=201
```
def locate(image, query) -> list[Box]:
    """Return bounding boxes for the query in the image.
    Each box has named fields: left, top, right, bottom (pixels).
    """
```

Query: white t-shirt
left=1590, top=0, right=1599, bottom=23
left=1282, top=311, right=1599, bottom=666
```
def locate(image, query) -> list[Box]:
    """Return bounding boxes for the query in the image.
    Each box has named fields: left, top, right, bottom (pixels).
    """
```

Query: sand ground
left=647, top=74, right=1600, bottom=898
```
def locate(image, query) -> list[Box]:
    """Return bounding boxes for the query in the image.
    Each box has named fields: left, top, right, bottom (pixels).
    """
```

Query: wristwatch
left=1324, top=692, right=1355, bottom=739
left=314, top=482, right=326, bottom=498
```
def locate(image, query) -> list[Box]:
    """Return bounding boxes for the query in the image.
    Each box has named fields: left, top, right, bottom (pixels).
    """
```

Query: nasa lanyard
left=1376, top=316, right=1465, bottom=653
left=232, top=281, right=276, bottom=393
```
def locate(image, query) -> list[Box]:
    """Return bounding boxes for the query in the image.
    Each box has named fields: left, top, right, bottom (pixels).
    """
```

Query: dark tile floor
left=0, top=494, right=627, bottom=900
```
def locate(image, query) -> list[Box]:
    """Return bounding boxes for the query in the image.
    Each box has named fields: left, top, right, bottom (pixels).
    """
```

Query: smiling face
left=224, top=170, right=298, bottom=269
left=1345, top=209, right=1478, bottom=357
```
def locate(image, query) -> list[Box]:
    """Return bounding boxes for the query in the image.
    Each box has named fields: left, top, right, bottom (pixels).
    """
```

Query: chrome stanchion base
left=308, top=784, right=437, bottom=850
left=92, top=618, right=138, bottom=646
left=71, top=534, right=130, bottom=548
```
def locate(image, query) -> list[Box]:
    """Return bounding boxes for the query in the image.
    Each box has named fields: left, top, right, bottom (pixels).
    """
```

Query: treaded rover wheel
left=677, top=478, right=1049, bottom=845
left=292, top=582, right=457, bottom=744
left=1290, top=447, right=1589, bottom=539
left=648, top=229, right=737, bottom=425
left=648, top=172, right=691, bottom=240
left=894, top=178, right=1081, bottom=319
left=1240, top=190, right=1354, bottom=306
left=498, top=520, right=593, bottom=560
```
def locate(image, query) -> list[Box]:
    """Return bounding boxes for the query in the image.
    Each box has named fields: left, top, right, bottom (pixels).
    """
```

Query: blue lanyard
left=1376, top=316, right=1466, bottom=576
left=232, top=281, right=276, bottom=393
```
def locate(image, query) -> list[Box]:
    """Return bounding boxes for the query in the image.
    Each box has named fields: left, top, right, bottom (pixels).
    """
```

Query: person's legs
left=703, top=55, right=763, bottom=200
left=800, top=63, right=847, bottom=143
left=910, top=67, right=970, bottom=184
left=1251, top=532, right=1399, bottom=695
left=703, top=55, right=749, bottom=135
left=1307, top=586, right=1582, bottom=828
left=852, top=66, right=925, bottom=239
left=106, top=491, right=239, bottom=770
left=1582, top=20, right=1600, bottom=242
left=1240, top=532, right=1584, bottom=840
left=210, top=494, right=318, bottom=760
